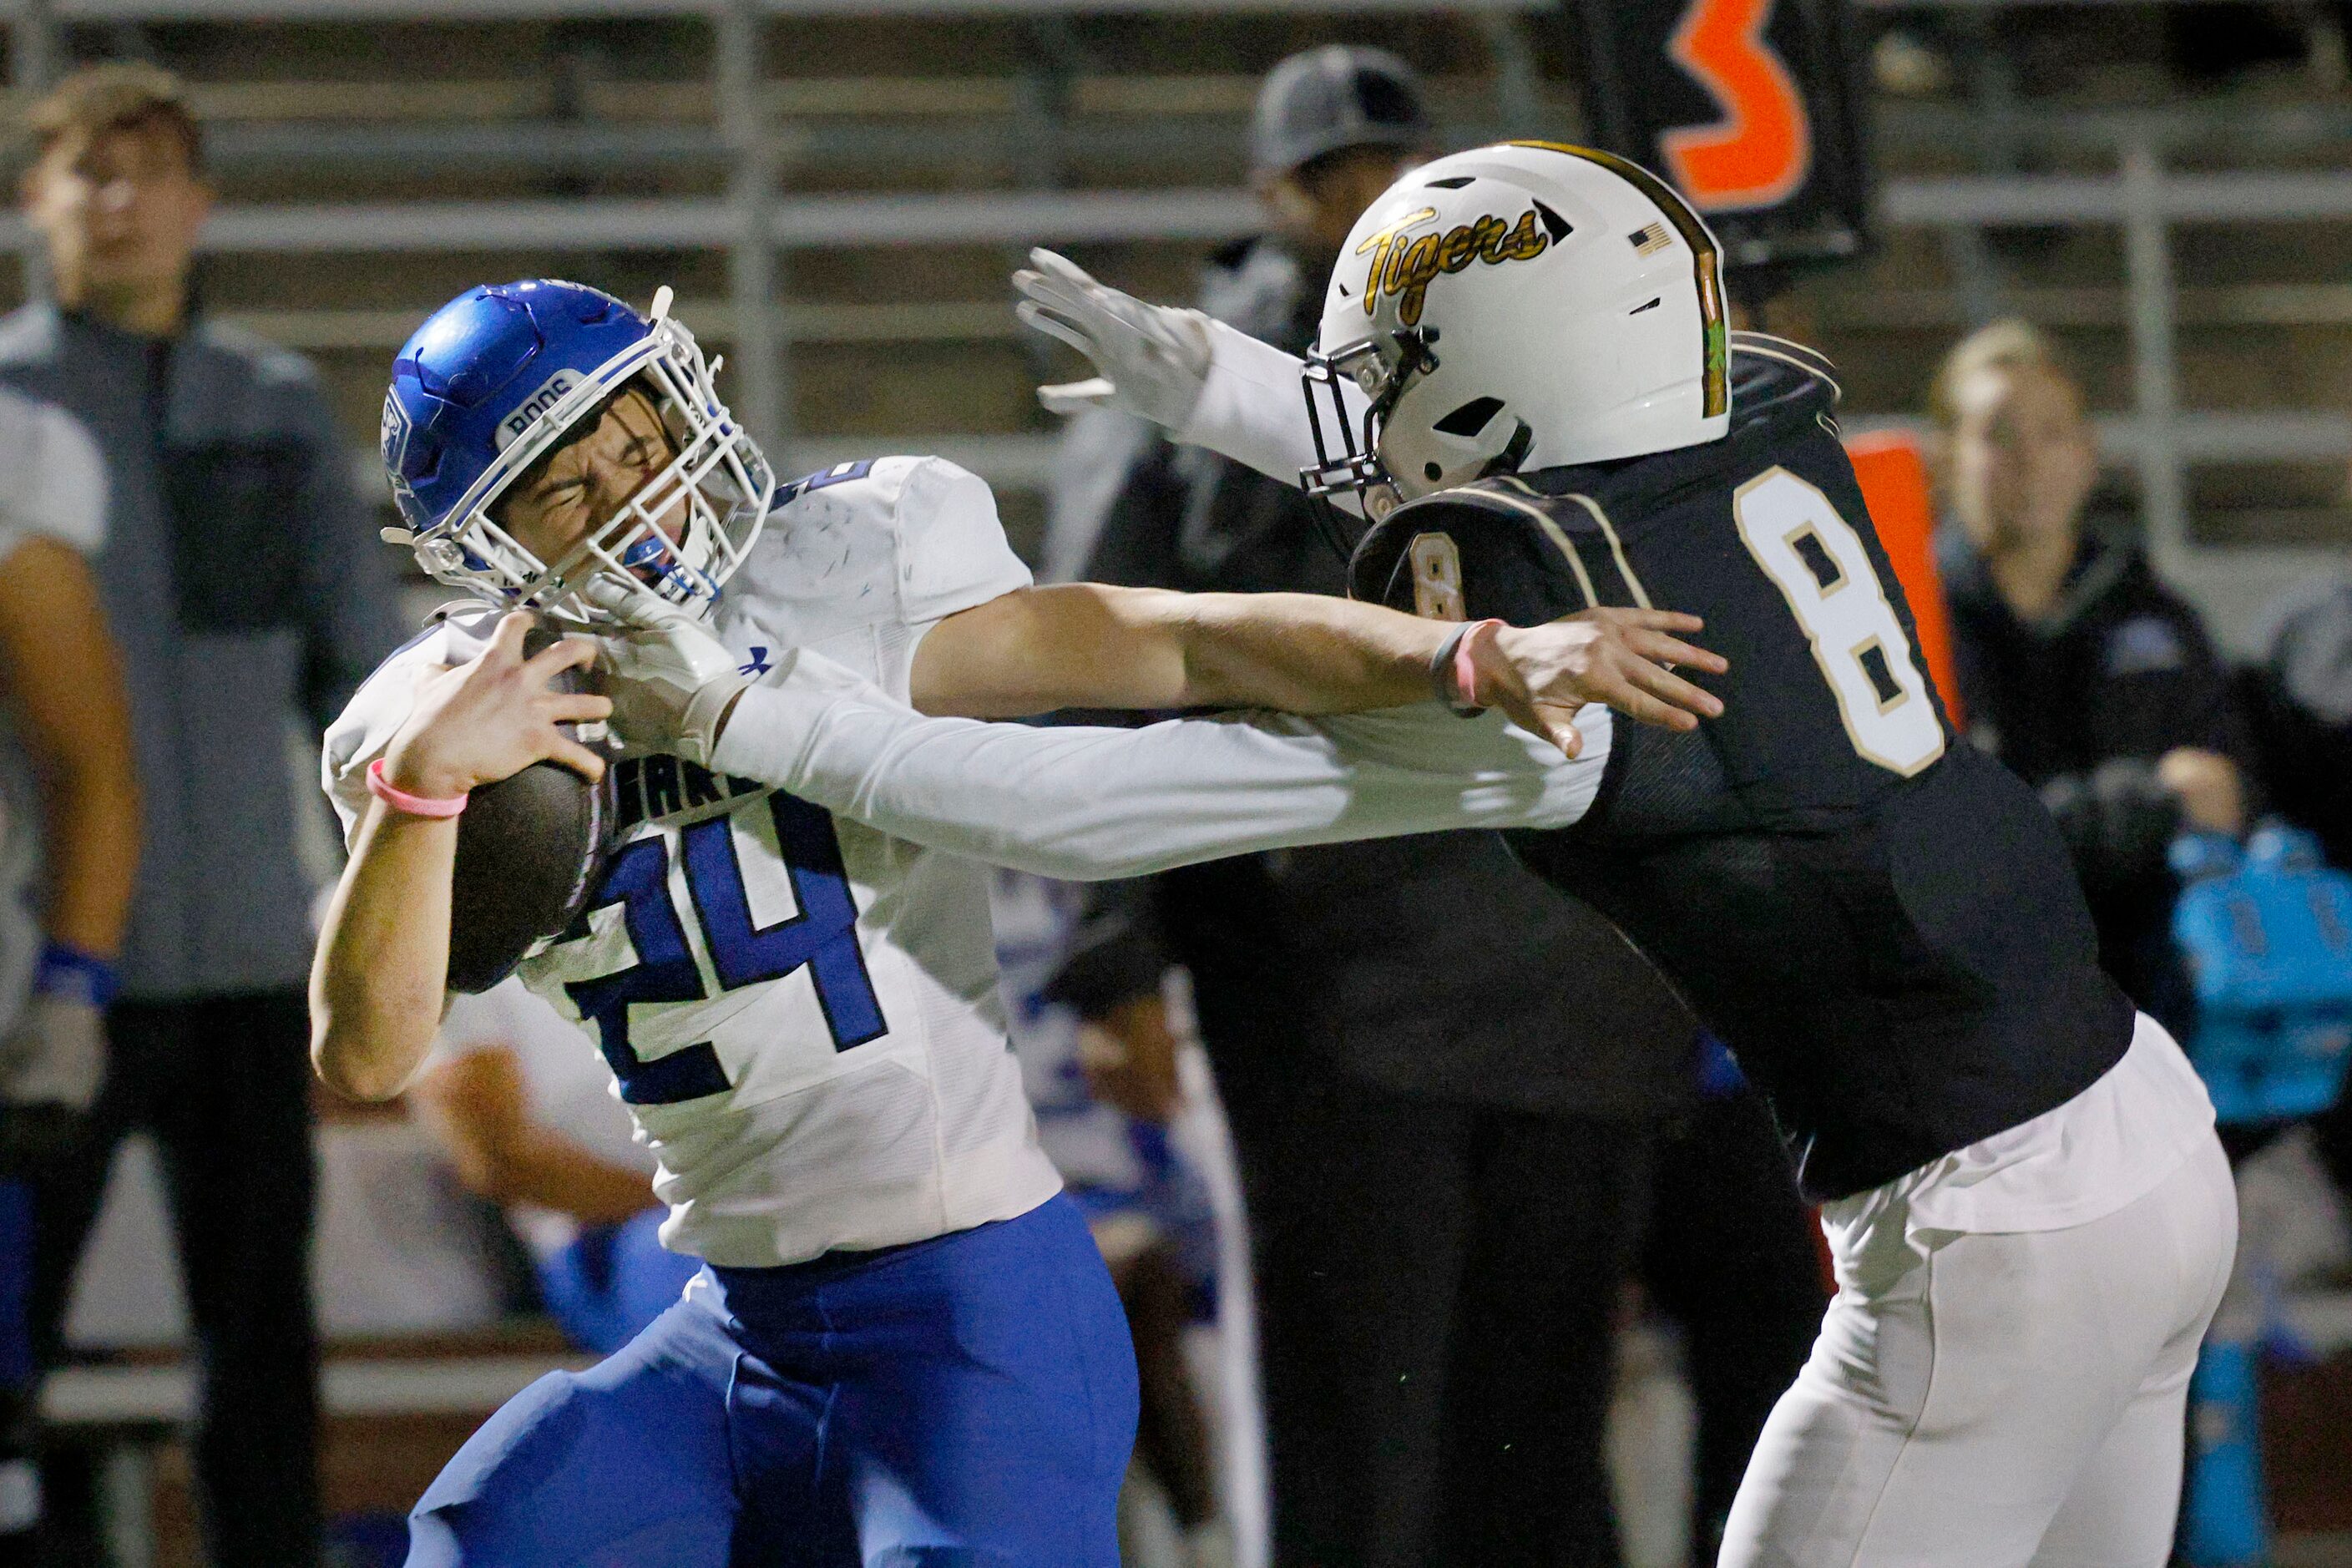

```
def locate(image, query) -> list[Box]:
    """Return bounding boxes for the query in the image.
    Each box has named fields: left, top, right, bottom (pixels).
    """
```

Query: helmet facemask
left=407, top=303, right=775, bottom=626
left=1300, top=322, right=1533, bottom=554
left=1299, top=329, right=1429, bottom=518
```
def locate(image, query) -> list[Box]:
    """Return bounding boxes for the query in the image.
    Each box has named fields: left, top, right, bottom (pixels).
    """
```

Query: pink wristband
left=367, top=756, right=468, bottom=819
left=1454, top=619, right=1505, bottom=710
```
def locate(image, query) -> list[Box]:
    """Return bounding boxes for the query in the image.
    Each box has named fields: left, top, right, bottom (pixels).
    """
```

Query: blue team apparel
left=2172, top=822, right=2352, bottom=1568
left=2171, top=822, right=2352, bottom=1125
left=403, top=1193, right=1136, bottom=1567
left=382, top=281, right=660, bottom=539
left=534, top=1208, right=706, bottom=1356
left=380, top=279, right=775, bottom=617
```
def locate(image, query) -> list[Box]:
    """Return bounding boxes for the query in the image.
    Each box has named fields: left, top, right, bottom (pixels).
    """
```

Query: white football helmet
left=1302, top=141, right=1731, bottom=511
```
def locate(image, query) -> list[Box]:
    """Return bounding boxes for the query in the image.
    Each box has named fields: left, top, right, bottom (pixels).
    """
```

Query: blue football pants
left=405, top=1193, right=1137, bottom=1567
left=534, top=1206, right=704, bottom=1355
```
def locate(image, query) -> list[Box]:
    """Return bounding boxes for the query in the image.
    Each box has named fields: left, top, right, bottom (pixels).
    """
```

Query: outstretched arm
left=708, top=646, right=1611, bottom=882
left=1015, top=249, right=1349, bottom=495
left=913, top=586, right=1722, bottom=754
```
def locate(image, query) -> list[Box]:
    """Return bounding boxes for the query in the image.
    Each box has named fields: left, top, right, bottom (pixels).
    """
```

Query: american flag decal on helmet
left=1508, top=141, right=1730, bottom=420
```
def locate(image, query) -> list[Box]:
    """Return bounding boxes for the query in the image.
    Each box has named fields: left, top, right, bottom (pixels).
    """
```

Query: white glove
left=593, top=594, right=754, bottom=767
left=0, top=994, right=104, bottom=1113
left=1014, top=248, right=1214, bottom=428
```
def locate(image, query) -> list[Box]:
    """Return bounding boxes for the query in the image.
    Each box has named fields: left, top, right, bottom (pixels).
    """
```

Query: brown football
left=445, top=623, right=616, bottom=994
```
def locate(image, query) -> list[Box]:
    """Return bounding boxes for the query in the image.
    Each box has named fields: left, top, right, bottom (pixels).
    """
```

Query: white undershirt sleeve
left=710, top=647, right=1606, bottom=881
left=1175, top=320, right=1371, bottom=519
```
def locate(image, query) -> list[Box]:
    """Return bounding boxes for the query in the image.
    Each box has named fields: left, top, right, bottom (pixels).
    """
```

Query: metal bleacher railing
left=3, top=0, right=2347, bottom=646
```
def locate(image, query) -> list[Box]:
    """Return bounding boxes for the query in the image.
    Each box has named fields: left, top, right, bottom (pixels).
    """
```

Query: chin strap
left=1480, top=419, right=1535, bottom=481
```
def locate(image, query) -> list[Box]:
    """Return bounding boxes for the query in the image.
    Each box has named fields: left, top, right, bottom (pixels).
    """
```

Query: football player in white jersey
left=0, top=390, right=126, bottom=1153
left=311, top=279, right=1724, bottom=1567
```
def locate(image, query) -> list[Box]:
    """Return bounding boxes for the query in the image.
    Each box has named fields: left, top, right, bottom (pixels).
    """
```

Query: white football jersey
left=324, top=456, right=1063, bottom=1268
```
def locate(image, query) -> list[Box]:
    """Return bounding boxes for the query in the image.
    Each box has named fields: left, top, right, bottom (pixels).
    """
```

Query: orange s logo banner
left=1661, top=0, right=1812, bottom=211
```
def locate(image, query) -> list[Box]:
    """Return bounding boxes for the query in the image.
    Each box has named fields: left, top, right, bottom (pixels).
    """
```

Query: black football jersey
left=1350, top=334, right=2136, bottom=1201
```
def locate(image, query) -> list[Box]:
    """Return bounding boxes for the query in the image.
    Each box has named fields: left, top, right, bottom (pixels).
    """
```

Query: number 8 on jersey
left=1734, top=466, right=1945, bottom=777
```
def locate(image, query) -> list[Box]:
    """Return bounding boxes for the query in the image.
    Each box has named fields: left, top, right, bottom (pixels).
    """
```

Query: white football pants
left=1717, top=1130, right=2237, bottom=1568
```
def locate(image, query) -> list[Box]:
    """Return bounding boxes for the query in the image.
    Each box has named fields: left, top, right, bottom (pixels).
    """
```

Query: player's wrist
left=1430, top=619, right=1507, bottom=713
left=32, top=940, right=118, bottom=1009
left=700, top=682, right=754, bottom=751
left=377, top=744, right=475, bottom=807
left=675, top=673, right=756, bottom=766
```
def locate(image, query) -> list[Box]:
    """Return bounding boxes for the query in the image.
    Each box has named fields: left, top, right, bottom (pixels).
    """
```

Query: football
left=444, top=623, right=617, bottom=994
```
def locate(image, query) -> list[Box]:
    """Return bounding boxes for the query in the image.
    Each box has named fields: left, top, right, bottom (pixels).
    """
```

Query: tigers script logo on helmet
left=380, top=279, right=776, bottom=624
left=1301, top=142, right=1730, bottom=513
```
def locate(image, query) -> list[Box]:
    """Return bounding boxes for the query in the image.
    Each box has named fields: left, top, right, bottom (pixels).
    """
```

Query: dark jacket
left=0, top=303, right=402, bottom=1001
left=1058, top=238, right=1693, bottom=1119
left=2243, top=579, right=2352, bottom=870
left=1940, top=519, right=2248, bottom=1030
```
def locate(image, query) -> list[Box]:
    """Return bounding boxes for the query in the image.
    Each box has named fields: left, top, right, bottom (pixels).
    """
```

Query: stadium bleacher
left=0, top=0, right=2343, bottom=644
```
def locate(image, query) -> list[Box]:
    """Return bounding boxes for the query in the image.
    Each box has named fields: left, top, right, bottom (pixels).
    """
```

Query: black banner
left=1574, top=0, right=1871, bottom=274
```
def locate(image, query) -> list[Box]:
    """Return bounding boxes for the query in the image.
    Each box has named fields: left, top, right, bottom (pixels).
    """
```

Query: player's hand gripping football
left=381, top=611, right=612, bottom=799
left=1014, top=249, right=1213, bottom=427
left=1469, top=609, right=1727, bottom=758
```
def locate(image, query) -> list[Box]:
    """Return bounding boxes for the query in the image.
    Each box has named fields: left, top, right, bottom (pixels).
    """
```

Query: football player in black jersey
left=1014, top=143, right=2238, bottom=1568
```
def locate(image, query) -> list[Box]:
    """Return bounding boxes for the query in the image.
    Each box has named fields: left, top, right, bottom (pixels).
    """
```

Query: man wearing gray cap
left=1043, top=46, right=1694, bottom=1568
left=1043, top=45, right=1434, bottom=582
left=1250, top=45, right=1429, bottom=260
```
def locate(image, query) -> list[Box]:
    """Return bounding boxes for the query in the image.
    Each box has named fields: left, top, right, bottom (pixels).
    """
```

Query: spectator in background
left=1050, top=47, right=1697, bottom=1567
left=411, top=981, right=698, bottom=1355
left=0, top=389, right=137, bottom=1555
left=1930, top=320, right=2248, bottom=1035
left=2, top=63, right=402, bottom=1565
left=993, top=872, right=1229, bottom=1568
left=2243, top=579, right=2352, bottom=870
left=2243, top=574, right=2352, bottom=1213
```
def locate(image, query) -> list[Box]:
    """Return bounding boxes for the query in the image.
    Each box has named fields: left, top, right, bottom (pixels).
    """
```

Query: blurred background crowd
left=0, top=2, right=2348, bottom=1565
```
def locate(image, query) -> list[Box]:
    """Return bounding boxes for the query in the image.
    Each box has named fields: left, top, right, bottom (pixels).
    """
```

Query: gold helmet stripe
left=1504, top=140, right=1729, bottom=419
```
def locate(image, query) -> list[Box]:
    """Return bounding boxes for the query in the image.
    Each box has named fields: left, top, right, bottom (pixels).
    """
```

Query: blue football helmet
left=381, top=279, right=776, bottom=622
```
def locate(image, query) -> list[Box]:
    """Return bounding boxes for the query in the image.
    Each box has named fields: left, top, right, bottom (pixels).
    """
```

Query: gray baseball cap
left=1250, top=45, right=1429, bottom=178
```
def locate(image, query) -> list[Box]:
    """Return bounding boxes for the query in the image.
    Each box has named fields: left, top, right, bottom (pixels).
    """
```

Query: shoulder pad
left=1349, top=482, right=1606, bottom=625
left=1728, top=331, right=1842, bottom=417
left=0, top=307, right=58, bottom=363
left=0, top=391, right=105, bottom=553
left=773, top=458, right=884, bottom=508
